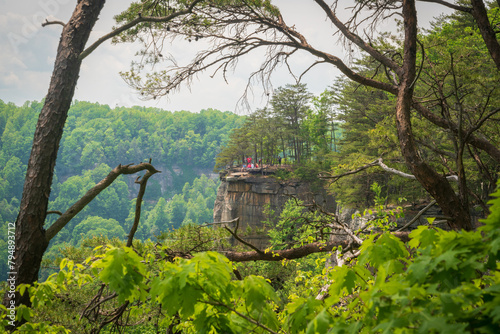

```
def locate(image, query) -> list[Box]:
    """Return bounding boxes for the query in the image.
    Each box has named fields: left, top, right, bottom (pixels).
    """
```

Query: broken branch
left=42, top=19, right=65, bottom=27
left=394, top=200, right=437, bottom=232
left=223, top=218, right=265, bottom=255
left=127, top=165, right=160, bottom=247
left=321, top=158, right=458, bottom=182
left=45, top=162, right=160, bottom=241
left=223, top=232, right=410, bottom=262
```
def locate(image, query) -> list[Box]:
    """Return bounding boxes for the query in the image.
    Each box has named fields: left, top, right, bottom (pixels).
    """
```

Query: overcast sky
left=0, top=0, right=451, bottom=113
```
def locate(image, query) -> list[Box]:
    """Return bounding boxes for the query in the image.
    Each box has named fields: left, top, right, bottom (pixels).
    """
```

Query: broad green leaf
left=92, top=246, right=147, bottom=303
left=435, top=249, right=466, bottom=270
left=306, top=309, right=333, bottom=334
left=409, top=226, right=438, bottom=249
left=329, top=265, right=358, bottom=299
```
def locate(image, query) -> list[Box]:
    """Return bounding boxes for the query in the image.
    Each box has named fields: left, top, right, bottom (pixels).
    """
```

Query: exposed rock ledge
left=213, top=171, right=335, bottom=249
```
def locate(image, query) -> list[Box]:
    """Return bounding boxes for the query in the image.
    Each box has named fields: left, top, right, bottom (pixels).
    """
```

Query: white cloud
left=0, top=72, right=21, bottom=87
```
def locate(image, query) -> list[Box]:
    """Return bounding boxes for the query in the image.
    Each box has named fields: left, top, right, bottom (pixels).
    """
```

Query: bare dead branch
left=97, top=301, right=130, bottom=332
left=204, top=300, right=279, bottom=334
left=328, top=221, right=363, bottom=245
left=316, top=248, right=360, bottom=301
left=42, top=19, right=66, bottom=27
left=224, top=240, right=345, bottom=262
left=320, top=157, right=458, bottom=182
left=223, top=217, right=264, bottom=255
left=394, top=200, right=437, bottom=232
left=80, top=283, right=107, bottom=321
left=81, top=289, right=118, bottom=322
left=127, top=165, right=160, bottom=247
left=45, top=162, right=160, bottom=241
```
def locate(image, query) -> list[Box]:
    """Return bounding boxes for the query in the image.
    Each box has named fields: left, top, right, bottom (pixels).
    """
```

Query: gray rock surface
left=213, top=175, right=335, bottom=248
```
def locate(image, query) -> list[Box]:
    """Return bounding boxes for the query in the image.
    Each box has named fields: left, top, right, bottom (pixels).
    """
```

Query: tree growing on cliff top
left=119, top=0, right=500, bottom=230
left=270, top=84, right=313, bottom=164
left=214, top=84, right=336, bottom=168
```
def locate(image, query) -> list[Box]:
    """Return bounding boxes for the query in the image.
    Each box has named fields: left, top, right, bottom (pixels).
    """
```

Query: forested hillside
left=0, top=100, right=243, bottom=279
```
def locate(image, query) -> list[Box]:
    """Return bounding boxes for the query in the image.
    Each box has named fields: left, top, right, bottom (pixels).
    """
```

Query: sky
left=0, top=0, right=451, bottom=113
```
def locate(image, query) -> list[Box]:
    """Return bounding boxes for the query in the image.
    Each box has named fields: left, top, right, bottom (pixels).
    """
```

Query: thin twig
left=204, top=300, right=279, bottom=334
left=42, top=19, right=65, bottom=27
left=223, top=218, right=264, bottom=255
left=46, top=210, right=62, bottom=216
left=394, top=200, right=436, bottom=232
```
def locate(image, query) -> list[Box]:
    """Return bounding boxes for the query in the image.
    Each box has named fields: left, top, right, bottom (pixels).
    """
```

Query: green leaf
left=435, top=249, right=465, bottom=270
left=409, top=226, right=437, bottom=249
left=407, top=255, right=436, bottom=284
left=306, top=309, right=333, bottom=334
left=16, top=304, right=32, bottom=322
left=92, top=246, right=147, bottom=303
left=329, top=266, right=358, bottom=299
left=372, top=317, right=407, bottom=333
left=359, top=233, right=409, bottom=268
left=59, top=258, right=67, bottom=270
left=285, top=297, right=323, bottom=334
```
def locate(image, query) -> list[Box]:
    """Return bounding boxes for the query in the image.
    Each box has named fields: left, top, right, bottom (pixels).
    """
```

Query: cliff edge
left=213, top=168, right=335, bottom=248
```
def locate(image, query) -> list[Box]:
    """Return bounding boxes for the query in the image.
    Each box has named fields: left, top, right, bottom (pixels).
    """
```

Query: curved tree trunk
left=396, top=0, right=472, bottom=231
left=8, top=0, right=106, bottom=309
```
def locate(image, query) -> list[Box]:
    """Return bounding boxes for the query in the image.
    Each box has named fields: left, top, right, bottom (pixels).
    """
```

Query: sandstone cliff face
left=213, top=175, right=335, bottom=248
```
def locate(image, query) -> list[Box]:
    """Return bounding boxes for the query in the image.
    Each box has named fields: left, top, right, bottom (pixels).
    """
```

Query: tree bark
left=470, top=0, right=500, bottom=70
left=224, top=232, right=410, bottom=262
left=9, top=0, right=106, bottom=309
left=396, top=0, right=472, bottom=231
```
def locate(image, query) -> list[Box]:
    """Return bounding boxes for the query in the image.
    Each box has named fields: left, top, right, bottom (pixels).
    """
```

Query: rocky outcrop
left=213, top=174, right=335, bottom=248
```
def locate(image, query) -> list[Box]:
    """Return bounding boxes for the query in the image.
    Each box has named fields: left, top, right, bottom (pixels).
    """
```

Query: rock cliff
left=213, top=171, right=336, bottom=248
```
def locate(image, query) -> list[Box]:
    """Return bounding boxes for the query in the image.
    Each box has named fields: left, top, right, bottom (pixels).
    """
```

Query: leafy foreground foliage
left=2, top=187, right=500, bottom=333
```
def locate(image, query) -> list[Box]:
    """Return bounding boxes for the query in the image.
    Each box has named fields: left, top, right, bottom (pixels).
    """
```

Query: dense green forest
left=0, top=100, right=243, bottom=279
left=2, top=0, right=500, bottom=333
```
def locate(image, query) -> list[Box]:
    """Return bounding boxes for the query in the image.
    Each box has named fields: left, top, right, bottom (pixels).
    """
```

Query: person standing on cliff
left=278, top=156, right=282, bottom=166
